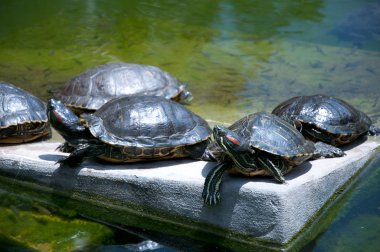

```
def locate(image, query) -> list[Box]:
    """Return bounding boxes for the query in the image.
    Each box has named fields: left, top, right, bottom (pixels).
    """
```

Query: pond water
left=0, top=0, right=379, bottom=251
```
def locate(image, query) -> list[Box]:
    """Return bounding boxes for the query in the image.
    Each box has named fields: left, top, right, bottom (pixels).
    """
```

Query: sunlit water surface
left=0, top=0, right=379, bottom=251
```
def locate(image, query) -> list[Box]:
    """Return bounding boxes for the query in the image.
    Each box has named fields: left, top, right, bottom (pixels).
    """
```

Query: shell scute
left=87, top=96, right=211, bottom=149
left=56, top=63, right=186, bottom=112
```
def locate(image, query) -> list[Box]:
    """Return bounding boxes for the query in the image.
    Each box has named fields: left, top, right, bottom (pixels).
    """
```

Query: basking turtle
left=202, top=112, right=343, bottom=206
left=47, top=96, right=211, bottom=166
left=0, top=81, right=50, bottom=143
left=54, top=62, right=193, bottom=115
left=272, top=95, right=380, bottom=146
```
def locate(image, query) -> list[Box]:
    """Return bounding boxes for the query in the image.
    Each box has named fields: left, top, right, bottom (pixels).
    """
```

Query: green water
left=0, top=0, right=379, bottom=251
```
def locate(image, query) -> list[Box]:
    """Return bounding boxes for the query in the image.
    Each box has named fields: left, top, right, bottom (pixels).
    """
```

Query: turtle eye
left=226, top=135, right=241, bottom=146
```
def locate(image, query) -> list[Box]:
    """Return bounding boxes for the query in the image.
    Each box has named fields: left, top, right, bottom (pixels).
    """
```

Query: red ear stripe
left=226, top=135, right=241, bottom=145
left=53, top=111, right=63, bottom=123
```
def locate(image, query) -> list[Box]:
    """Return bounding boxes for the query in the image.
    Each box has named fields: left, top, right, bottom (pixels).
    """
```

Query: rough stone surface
left=0, top=137, right=379, bottom=246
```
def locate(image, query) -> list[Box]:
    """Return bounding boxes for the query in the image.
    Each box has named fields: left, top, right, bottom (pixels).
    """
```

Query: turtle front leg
left=256, top=154, right=286, bottom=183
left=202, top=163, right=228, bottom=206
left=58, top=143, right=104, bottom=167
left=56, top=141, right=75, bottom=153
left=312, top=141, right=345, bottom=159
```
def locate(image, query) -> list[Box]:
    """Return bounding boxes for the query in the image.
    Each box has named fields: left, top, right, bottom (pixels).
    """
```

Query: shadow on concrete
left=286, top=162, right=313, bottom=181
left=200, top=159, right=313, bottom=182
left=49, top=163, right=82, bottom=190
left=39, top=153, right=65, bottom=162
left=197, top=161, right=283, bottom=243
left=340, top=136, right=368, bottom=151
left=93, top=157, right=199, bottom=170
left=195, top=158, right=313, bottom=241
left=38, top=153, right=202, bottom=170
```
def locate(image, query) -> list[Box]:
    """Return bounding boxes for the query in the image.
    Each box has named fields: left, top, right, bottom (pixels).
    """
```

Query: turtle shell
left=229, top=112, right=315, bottom=164
left=55, top=63, right=189, bottom=113
left=86, top=96, right=211, bottom=150
left=0, top=81, right=50, bottom=143
left=272, top=95, right=372, bottom=144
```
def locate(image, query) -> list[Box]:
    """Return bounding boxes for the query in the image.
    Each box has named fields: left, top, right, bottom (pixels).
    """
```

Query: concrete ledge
left=0, top=138, right=379, bottom=249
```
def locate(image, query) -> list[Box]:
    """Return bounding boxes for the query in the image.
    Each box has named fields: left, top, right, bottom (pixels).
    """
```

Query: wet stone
left=0, top=138, right=379, bottom=249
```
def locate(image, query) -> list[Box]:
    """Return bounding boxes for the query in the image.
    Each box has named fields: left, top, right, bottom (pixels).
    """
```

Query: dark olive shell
left=0, top=81, right=48, bottom=128
left=0, top=81, right=50, bottom=143
left=86, top=96, right=211, bottom=148
left=272, top=95, right=372, bottom=136
left=55, top=63, right=187, bottom=112
left=229, top=112, right=315, bottom=162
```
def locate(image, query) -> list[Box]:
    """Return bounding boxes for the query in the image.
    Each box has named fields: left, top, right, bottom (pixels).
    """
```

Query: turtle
left=0, top=81, right=50, bottom=143
left=272, top=95, right=380, bottom=147
left=54, top=62, right=193, bottom=115
left=47, top=95, right=211, bottom=166
left=202, top=112, right=344, bottom=206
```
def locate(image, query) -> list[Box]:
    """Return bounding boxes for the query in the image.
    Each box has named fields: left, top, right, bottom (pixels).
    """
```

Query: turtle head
left=178, top=84, right=193, bottom=104
left=47, top=99, right=85, bottom=143
left=213, top=125, right=253, bottom=156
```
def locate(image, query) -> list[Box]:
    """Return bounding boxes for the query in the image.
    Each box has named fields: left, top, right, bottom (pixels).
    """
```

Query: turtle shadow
left=47, top=162, right=85, bottom=208
left=340, top=136, right=368, bottom=152
left=198, top=162, right=249, bottom=241
left=37, top=153, right=83, bottom=186
left=199, top=160, right=313, bottom=224
left=285, top=162, right=313, bottom=181
left=92, top=157, right=199, bottom=170
left=198, top=162, right=313, bottom=211
left=82, top=157, right=199, bottom=171
left=198, top=161, right=310, bottom=240
left=39, top=153, right=66, bottom=162
left=39, top=153, right=200, bottom=170
left=200, top=160, right=312, bottom=182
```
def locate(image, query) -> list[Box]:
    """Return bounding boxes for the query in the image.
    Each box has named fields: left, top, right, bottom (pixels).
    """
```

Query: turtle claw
left=56, top=142, right=75, bottom=153
left=369, top=125, right=380, bottom=136
left=202, top=190, right=221, bottom=206
left=313, top=141, right=345, bottom=159
left=275, top=175, right=286, bottom=184
left=202, top=163, right=227, bottom=206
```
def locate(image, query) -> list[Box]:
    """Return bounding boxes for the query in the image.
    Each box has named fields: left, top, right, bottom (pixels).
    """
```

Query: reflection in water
left=331, top=3, right=380, bottom=47
left=0, top=0, right=378, bottom=125
left=0, top=187, right=116, bottom=251
left=0, top=0, right=328, bottom=121
left=301, top=155, right=380, bottom=251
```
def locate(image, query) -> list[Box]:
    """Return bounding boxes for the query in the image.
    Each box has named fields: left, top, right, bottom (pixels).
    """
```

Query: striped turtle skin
left=202, top=112, right=315, bottom=206
left=47, top=96, right=211, bottom=166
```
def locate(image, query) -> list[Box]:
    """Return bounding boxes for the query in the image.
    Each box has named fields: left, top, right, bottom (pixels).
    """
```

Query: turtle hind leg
left=369, top=124, right=380, bottom=136
left=184, top=140, right=210, bottom=160
left=257, top=154, right=286, bottom=183
left=58, top=143, right=104, bottom=167
left=312, top=141, right=345, bottom=159
left=202, top=163, right=228, bottom=206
